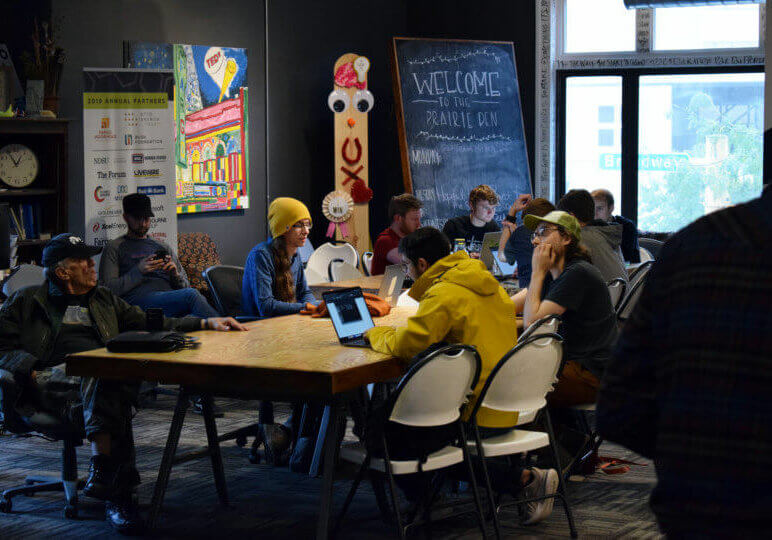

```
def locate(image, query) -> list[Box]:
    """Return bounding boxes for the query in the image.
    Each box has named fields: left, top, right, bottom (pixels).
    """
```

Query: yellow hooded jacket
left=367, top=251, right=519, bottom=428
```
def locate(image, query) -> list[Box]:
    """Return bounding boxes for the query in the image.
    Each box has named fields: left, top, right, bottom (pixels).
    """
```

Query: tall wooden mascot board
left=326, top=53, right=373, bottom=256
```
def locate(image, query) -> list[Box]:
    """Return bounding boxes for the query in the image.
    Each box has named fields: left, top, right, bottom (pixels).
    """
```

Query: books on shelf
left=7, top=202, right=43, bottom=241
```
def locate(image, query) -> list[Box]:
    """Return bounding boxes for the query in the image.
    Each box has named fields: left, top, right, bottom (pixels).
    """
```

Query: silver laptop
left=378, top=265, right=406, bottom=306
left=322, top=287, right=374, bottom=348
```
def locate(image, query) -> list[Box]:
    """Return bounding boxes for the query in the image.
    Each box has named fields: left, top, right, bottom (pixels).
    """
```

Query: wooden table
left=66, top=307, right=416, bottom=538
left=310, top=274, right=384, bottom=296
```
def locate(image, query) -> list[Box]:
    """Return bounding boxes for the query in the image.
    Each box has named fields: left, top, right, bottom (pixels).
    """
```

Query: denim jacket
left=241, top=239, right=318, bottom=317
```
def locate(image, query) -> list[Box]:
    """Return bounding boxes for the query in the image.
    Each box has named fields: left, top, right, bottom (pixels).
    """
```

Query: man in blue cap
left=0, top=233, right=245, bottom=534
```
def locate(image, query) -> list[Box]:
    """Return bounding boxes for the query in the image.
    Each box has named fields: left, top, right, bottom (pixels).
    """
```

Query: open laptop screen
left=491, top=250, right=517, bottom=277
left=323, top=287, right=374, bottom=339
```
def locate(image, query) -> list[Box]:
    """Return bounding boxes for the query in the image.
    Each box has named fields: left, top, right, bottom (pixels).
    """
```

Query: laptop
left=479, top=231, right=516, bottom=278
left=322, top=287, right=375, bottom=348
left=378, top=265, right=406, bottom=306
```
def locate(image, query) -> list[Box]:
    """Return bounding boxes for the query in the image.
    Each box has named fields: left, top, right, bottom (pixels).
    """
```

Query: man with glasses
left=442, top=184, right=501, bottom=256
left=99, top=193, right=220, bottom=319
left=511, top=211, right=618, bottom=407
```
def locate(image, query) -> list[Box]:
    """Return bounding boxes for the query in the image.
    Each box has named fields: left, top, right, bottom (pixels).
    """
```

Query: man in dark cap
left=0, top=233, right=245, bottom=534
left=98, top=193, right=219, bottom=318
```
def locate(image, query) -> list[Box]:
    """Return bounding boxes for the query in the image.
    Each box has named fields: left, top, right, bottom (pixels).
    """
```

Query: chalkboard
left=391, top=38, right=532, bottom=230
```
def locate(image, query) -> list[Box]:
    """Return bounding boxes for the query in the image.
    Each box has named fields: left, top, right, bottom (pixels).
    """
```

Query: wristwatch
left=503, top=214, right=517, bottom=224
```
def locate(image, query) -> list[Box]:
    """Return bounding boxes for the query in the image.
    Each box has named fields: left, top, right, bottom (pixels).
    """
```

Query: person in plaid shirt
left=597, top=187, right=772, bottom=537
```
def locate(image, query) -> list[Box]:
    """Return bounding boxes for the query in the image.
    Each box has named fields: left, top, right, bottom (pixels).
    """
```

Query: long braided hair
left=271, top=235, right=296, bottom=302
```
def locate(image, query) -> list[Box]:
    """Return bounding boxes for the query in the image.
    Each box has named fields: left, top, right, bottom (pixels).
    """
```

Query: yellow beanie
left=268, top=197, right=312, bottom=238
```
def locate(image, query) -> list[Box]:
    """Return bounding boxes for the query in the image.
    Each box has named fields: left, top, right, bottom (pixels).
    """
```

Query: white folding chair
left=361, top=251, right=374, bottom=276
left=305, top=241, right=358, bottom=285
left=466, top=334, right=578, bottom=539
left=337, top=345, right=488, bottom=539
left=328, top=260, right=363, bottom=282
left=639, top=246, right=654, bottom=263
left=606, top=278, right=627, bottom=312
left=519, top=314, right=561, bottom=342
left=396, top=289, right=418, bottom=307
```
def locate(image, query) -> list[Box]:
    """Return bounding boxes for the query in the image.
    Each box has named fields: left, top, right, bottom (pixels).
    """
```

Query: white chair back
left=362, top=252, right=373, bottom=276
left=478, top=334, right=563, bottom=416
left=3, top=264, right=45, bottom=297
left=329, top=260, right=363, bottom=282
left=607, top=278, right=627, bottom=312
left=390, top=346, right=480, bottom=427
left=639, top=246, right=654, bottom=262
left=396, top=289, right=418, bottom=307
left=305, top=242, right=358, bottom=285
left=519, top=314, right=560, bottom=342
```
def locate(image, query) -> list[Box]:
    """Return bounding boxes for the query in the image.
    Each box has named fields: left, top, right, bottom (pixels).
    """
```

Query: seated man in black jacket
left=0, top=234, right=246, bottom=534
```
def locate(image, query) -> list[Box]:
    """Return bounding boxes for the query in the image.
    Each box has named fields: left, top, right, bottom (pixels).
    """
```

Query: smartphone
left=146, top=308, right=164, bottom=332
left=154, top=249, right=169, bottom=260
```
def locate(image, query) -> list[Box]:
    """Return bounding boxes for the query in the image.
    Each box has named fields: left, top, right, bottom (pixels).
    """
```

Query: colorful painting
left=125, top=41, right=249, bottom=214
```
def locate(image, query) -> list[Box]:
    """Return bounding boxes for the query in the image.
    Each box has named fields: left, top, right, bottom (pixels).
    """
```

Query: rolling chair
left=202, top=265, right=261, bottom=323
left=0, top=369, right=84, bottom=518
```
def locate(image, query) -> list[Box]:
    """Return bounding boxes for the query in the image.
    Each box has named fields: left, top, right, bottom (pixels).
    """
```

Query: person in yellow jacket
left=365, top=227, right=559, bottom=525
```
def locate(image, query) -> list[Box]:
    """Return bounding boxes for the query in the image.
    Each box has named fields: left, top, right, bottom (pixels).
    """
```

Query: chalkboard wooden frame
left=390, top=37, right=532, bottom=198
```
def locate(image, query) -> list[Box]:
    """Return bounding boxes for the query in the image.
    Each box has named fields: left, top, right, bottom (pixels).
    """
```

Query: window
left=638, top=73, right=763, bottom=232
left=564, top=76, right=623, bottom=210
left=654, top=5, right=760, bottom=51
left=558, top=69, right=764, bottom=233
left=564, top=0, right=636, bottom=53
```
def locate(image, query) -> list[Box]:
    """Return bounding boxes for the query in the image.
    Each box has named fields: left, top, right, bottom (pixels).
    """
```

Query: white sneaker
left=520, top=467, right=559, bottom=525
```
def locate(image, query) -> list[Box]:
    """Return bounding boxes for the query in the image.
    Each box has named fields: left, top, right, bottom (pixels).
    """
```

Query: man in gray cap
left=0, top=233, right=245, bottom=534
left=99, top=193, right=220, bottom=318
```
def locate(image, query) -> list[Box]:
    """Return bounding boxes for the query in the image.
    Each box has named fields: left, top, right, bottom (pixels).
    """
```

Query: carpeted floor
left=0, top=395, right=662, bottom=538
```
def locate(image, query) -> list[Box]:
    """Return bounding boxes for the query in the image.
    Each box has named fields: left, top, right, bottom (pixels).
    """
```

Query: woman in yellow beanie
left=242, top=197, right=319, bottom=463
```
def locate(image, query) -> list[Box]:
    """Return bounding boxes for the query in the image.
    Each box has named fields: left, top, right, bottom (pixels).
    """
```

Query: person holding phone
left=99, top=193, right=220, bottom=319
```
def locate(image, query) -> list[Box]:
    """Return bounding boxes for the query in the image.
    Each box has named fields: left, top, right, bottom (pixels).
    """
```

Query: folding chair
left=466, top=334, right=578, bottom=539
left=336, top=345, right=488, bottom=539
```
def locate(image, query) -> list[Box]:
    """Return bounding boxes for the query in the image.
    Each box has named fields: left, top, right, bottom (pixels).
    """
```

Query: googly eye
left=327, top=90, right=350, bottom=113
left=353, top=90, right=374, bottom=113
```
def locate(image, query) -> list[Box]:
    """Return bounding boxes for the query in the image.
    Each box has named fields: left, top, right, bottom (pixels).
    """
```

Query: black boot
left=83, top=454, right=117, bottom=500
left=105, top=497, right=145, bottom=535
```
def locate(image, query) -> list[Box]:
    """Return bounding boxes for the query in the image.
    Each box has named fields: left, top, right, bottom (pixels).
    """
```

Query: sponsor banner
left=83, top=69, right=177, bottom=250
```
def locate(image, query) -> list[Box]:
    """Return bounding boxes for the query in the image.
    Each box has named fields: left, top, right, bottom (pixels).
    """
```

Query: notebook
left=322, top=287, right=374, bottom=348
left=378, top=265, right=406, bottom=307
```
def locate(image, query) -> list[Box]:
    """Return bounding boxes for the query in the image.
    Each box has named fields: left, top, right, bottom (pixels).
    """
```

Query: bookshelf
left=0, top=118, right=69, bottom=264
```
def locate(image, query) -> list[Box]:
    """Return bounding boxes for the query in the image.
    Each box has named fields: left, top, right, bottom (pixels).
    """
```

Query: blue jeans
left=133, top=288, right=220, bottom=319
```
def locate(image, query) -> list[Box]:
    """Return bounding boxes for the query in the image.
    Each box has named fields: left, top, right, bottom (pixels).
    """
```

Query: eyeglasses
left=531, top=226, right=558, bottom=241
left=292, top=222, right=312, bottom=232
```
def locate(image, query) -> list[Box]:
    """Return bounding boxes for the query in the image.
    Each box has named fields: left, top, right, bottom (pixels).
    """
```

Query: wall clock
left=0, top=143, right=39, bottom=188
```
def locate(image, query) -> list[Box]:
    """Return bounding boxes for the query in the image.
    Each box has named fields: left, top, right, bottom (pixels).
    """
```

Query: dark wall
left=17, top=0, right=536, bottom=263
left=266, top=0, right=409, bottom=247
left=405, top=1, right=537, bottom=187
left=51, top=0, right=267, bottom=265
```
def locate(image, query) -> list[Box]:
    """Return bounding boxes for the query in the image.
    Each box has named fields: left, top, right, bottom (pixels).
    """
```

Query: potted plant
left=22, top=17, right=64, bottom=115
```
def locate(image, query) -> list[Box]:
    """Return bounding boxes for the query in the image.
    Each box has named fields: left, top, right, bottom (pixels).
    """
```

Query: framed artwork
left=125, top=41, right=249, bottom=214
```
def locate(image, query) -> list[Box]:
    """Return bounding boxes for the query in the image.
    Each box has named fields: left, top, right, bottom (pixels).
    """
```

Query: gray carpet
left=0, top=394, right=662, bottom=538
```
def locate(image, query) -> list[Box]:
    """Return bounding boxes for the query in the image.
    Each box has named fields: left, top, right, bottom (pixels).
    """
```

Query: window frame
left=556, top=65, right=764, bottom=230
left=557, top=1, right=765, bottom=58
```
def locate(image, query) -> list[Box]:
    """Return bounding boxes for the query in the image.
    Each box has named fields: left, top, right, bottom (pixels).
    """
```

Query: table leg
left=200, top=394, right=229, bottom=506
left=148, top=388, right=190, bottom=529
left=316, top=397, right=344, bottom=540
left=309, top=404, right=332, bottom=478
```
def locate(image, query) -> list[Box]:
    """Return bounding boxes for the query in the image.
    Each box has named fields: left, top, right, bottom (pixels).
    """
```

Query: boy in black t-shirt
left=511, top=211, right=618, bottom=407
left=442, top=184, right=501, bottom=255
